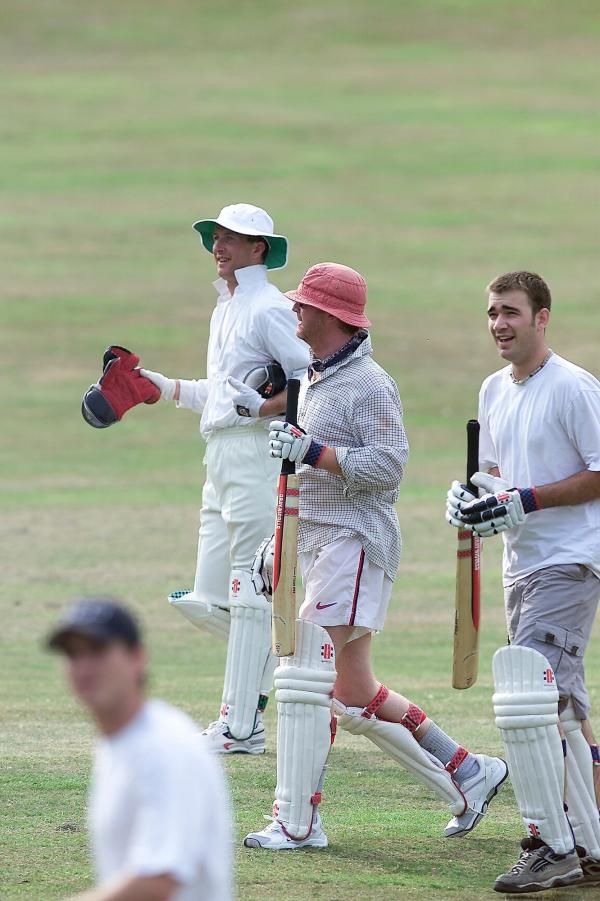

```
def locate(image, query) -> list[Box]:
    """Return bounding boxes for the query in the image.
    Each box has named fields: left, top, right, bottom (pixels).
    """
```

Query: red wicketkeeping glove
left=82, top=345, right=160, bottom=428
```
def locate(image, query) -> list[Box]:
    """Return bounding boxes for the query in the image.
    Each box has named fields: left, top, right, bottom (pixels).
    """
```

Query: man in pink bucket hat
left=245, top=262, right=507, bottom=851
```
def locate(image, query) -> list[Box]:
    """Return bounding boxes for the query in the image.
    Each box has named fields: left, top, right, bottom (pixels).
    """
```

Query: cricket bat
left=272, top=378, right=301, bottom=657
left=452, top=419, right=482, bottom=689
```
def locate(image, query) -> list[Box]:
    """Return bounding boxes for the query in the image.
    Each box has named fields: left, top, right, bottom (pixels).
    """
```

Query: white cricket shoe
left=444, top=753, right=508, bottom=837
left=199, top=718, right=265, bottom=755
left=244, top=814, right=328, bottom=850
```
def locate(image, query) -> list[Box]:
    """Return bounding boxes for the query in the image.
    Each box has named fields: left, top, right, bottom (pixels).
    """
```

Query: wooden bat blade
left=271, top=377, right=301, bottom=657
left=272, top=472, right=299, bottom=656
left=452, top=418, right=481, bottom=689
left=452, top=529, right=481, bottom=688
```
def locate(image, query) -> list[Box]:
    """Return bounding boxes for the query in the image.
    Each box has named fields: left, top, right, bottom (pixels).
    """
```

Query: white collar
left=212, top=264, right=269, bottom=301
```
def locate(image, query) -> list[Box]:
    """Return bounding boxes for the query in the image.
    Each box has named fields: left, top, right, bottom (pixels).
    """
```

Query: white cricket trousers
left=193, top=424, right=279, bottom=608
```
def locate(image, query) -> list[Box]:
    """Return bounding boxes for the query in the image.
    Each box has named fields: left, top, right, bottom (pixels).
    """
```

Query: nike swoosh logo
left=315, top=601, right=336, bottom=610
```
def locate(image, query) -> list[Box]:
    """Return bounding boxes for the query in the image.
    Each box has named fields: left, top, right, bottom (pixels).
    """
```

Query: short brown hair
left=246, top=234, right=269, bottom=265
left=487, top=271, right=551, bottom=314
left=338, top=321, right=361, bottom=336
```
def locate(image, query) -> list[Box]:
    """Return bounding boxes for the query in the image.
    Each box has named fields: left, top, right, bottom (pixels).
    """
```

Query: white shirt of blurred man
left=48, top=598, right=232, bottom=901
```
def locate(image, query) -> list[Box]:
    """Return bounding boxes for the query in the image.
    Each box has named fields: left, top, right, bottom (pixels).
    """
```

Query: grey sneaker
left=576, top=847, right=600, bottom=885
left=444, top=754, right=508, bottom=837
left=494, top=838, right=582, bottom=893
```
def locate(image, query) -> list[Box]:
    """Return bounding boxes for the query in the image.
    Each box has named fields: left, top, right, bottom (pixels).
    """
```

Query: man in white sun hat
left=141, top=204, right=309, bottom=755
left=244, top=262, right=506, bottom=851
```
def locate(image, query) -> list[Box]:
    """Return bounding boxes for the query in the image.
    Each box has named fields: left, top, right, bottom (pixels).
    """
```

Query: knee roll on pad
left=560, top=701, right=600, bottom=857
left=334, top=699, right=466, bottom=815
left=493, top=644, right=574, bottom=855
left=168, top=590, right=231, bottom=641
left=221, top=570, right=274, bottom=740
left=274, top=619, right=337, bottom=839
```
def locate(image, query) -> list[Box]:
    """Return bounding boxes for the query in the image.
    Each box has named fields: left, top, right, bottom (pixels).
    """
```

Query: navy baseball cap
left=47, top=598, right=141, bottom=651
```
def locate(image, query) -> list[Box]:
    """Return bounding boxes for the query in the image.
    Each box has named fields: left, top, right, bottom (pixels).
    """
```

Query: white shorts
left=299, top=536, right=393, bottom=639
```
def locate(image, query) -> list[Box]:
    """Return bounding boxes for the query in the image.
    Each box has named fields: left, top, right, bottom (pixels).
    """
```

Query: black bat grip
left=281, top=378, right=301, bottom=476
left=466, top=419, right=480, bottom=495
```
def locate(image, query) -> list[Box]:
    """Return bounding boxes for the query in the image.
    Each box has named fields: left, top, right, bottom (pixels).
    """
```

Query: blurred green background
left=2, top=1, right=599, bottom=898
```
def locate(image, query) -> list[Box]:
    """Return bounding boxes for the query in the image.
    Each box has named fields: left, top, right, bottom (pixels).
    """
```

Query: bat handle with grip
left=282, top=378, right=300, bottom=476
left=466, top=419, right=480, bottom=495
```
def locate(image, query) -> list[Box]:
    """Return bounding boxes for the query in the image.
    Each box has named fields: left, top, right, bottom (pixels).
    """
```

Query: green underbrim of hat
left=193, top=220, right=288, bottom=270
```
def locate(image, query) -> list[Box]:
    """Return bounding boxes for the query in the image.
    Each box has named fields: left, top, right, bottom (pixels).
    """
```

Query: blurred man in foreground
left=47, top=597, right=232, bottom=901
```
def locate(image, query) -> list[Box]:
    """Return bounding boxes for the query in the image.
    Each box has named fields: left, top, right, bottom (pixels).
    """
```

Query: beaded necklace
left=510, top=350, right=553, bottom=385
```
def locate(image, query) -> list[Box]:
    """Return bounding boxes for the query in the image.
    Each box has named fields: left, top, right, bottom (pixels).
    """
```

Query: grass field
left=2, top=1, right=600, bottom=897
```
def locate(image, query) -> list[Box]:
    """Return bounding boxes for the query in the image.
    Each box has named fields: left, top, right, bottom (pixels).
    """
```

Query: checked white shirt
left=297, top=333, right=408, bottom=580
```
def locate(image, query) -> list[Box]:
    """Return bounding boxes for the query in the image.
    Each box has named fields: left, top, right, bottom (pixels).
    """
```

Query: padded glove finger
left=251, top=535, right=274, bottom=598
left=471, top=471, right=509, bottom=496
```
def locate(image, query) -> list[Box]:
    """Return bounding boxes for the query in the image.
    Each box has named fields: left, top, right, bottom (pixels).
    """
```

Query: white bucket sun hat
left=193, top=203, right=288, bottom=270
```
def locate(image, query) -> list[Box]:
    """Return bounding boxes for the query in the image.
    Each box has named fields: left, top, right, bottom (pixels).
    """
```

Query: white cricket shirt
left=89, top=700, right=232, bottom=901
left=177, top=265, right=309, bottom=438
left=478, top=353, right=600, bottom=585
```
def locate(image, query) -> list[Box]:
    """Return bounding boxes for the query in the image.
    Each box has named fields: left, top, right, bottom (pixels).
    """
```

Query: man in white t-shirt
left=446, top=271, right=600, bottom=893
left=141, top=204, right=309, bottom=755
left=47, top=597, right=232, bottom=901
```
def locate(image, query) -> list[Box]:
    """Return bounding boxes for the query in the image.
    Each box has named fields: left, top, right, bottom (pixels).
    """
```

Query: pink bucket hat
left=286, top=262, right=371, bottom=328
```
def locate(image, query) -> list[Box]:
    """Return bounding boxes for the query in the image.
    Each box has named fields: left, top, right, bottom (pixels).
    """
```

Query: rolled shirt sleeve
left=335, top=387, right=408, bottom=496
left=176, top=378, right=210, bottom=413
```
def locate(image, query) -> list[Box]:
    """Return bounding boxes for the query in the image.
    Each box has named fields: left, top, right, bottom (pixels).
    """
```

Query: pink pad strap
left=400, top=703, right=427, bottom=734
left=446, top=747, right=469, bottom=774
left=361, top=684, right=390, bottom=719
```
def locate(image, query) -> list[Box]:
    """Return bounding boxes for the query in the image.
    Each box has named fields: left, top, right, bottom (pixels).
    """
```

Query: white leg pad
left=493, top=644, right=574, bottom=854
left=260, top=649, right=278, bottom=698
left=561, top=700, right=600, bottom=857
left=168, top=590, right=230, bottom=641
left=220, top=570, right=273, bottom=740
left=335, top=701, right=466, bottom=815
left=274, top=619, right=337, bottom=839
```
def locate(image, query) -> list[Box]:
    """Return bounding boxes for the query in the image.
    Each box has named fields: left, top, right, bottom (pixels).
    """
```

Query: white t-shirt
left=176, top=264, right=309, bottom=438
left=89, top=700, right=232, bottom=901
left=478, top=353, right=600, bottom=585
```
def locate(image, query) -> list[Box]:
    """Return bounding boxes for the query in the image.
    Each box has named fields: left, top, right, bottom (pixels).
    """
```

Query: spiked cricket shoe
left=494, top=838, right=582, bottom=893
left=444, top=754, right=508, bottom=837
left=199, top=718, right=265, bottom=755
left=244, top=814, right=328, bottom=850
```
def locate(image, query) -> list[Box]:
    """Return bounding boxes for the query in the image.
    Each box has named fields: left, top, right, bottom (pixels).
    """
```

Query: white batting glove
left=251, top=534, right=274, bottom=598
left=227, top=376, right=264, bottom=418
left=461, top=486, right=539, bottom=537
left=268, top=421, right=326, bottom=466
left=139, top=368, right=177, bottom=402
left=446, top=471, right=511, bottom=529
